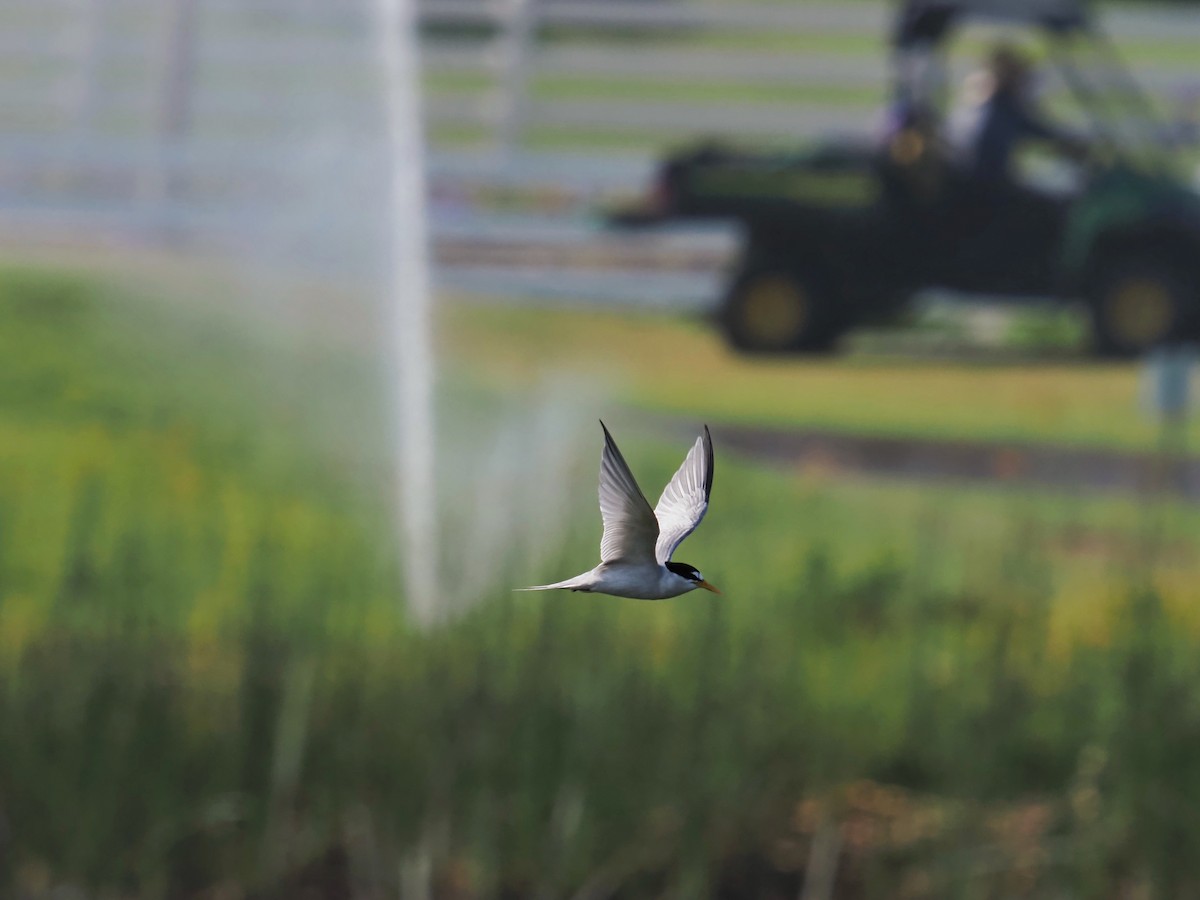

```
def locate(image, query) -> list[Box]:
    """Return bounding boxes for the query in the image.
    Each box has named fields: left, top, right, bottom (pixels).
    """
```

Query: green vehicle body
left=1062, top=164, right=1200, bottom=287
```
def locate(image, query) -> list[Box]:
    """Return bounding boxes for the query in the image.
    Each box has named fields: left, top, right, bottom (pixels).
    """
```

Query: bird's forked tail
left=514, top=575, right=588, bottom=592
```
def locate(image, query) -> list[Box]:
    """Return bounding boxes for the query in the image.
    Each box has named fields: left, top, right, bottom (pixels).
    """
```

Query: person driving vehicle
left=944, top=42, right=1089, bottom=285
left=961, top=43, right=1089, bottom=185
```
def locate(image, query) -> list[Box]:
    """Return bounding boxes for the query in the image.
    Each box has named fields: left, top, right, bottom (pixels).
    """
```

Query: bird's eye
left=693, top=571, right=703, bottom=581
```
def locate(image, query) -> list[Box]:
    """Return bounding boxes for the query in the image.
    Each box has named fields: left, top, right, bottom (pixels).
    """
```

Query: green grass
left=432, top=122, right=716, bottom=155
left=425, top=71, right=494, bottom=96
left=4, top=267, right=1200, bottom=896
left=530, top=76, right=882, bottom=108
left=643, top=29, right=885, bottom=57
left=447, top=303, right=1200, bottom=452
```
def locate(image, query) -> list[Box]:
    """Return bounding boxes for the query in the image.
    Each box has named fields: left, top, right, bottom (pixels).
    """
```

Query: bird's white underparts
left=518, top=421, right=719, bottom=600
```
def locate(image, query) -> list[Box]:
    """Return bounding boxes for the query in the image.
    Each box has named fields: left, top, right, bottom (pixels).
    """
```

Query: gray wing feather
left=653, top=425, right=713, bottom=565
left=598, top=422, right=659, bottom=564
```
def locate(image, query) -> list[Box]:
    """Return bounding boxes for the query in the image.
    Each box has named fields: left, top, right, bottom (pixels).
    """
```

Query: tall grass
left=2, top=268, right=1200, bottom=897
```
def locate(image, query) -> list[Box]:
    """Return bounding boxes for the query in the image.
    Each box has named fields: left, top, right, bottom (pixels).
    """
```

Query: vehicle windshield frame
left=892, top=1, right=1179, bottom=175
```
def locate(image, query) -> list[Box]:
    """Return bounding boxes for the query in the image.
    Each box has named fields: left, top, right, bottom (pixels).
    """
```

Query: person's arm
left=1012, top=101, right=1062, bottom=142
left=1015, top=101, right=1090, bottom=159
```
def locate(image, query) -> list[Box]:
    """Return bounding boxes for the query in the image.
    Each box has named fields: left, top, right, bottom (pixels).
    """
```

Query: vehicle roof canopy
left=893, top=0, right=1093, bottom=50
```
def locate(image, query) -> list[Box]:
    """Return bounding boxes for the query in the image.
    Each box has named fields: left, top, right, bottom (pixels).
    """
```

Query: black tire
left=717, top=263, right=846, bottom=354
left=1086, top=254, right=1197, bottom=358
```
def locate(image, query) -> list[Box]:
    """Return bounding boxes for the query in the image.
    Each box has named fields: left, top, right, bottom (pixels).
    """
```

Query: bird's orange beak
left=697, top=580, right=721, bottom=594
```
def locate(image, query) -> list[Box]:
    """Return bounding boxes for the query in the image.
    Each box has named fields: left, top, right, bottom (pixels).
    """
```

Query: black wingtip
left=703, top=424, right=714, bottom=498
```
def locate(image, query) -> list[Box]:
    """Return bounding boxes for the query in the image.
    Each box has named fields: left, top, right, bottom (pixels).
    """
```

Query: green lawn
left=425, top=73, right=884, bottom=109
left=447, top=303, right=1197, bottom=452
left=4, top=266, right=1200, bottom=896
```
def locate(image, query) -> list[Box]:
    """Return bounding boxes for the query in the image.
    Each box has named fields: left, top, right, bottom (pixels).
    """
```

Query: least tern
left=519, top=421, right=719, bottom=599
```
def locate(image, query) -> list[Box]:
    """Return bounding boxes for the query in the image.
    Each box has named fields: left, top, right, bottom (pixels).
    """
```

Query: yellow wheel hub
left=1105, top=277, right=1174, bottom=348
left=739, top=276, right=809, bottom=347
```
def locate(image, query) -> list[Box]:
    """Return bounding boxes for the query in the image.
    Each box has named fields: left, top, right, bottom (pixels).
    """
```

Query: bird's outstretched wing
left=653, top=425, right=713, bottom=565
left=598, top=421, right=659, bottom=564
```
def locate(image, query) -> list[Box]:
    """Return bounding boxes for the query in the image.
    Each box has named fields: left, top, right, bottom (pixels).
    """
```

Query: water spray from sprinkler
left=374, top=0, right=439, bottom=623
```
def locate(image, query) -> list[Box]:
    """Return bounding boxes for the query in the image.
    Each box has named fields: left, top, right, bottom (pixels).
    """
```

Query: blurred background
left=5, top=0, right=1200, bottom=896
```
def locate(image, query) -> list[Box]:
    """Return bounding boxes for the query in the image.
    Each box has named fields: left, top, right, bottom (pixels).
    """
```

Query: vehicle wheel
left=718, top=264, right=845, bottom=354
left=1086, top=255, right=1197, bottom=358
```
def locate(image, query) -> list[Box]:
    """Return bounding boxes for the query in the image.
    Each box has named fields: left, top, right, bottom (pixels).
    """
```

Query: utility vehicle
left=612, top=0, right=1200, bottom=356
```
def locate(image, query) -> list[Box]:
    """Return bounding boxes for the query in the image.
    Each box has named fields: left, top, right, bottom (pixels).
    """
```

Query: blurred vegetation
left=1002, top=308, right=1089, bottom=356
left=446, top=303, right=1196, bottom=451
left=3, top=268, right=1200, bottom=897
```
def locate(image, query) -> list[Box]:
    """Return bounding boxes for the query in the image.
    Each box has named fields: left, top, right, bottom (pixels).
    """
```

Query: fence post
left=142, top=0, right=197, bottom=235
left=493, top=0, right=537, bottom=162
left=68, top=0, right=107, bottom=141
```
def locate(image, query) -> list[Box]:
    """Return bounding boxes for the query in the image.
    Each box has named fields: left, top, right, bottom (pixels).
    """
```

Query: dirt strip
left=688, top=421, right=1199, bottom=501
